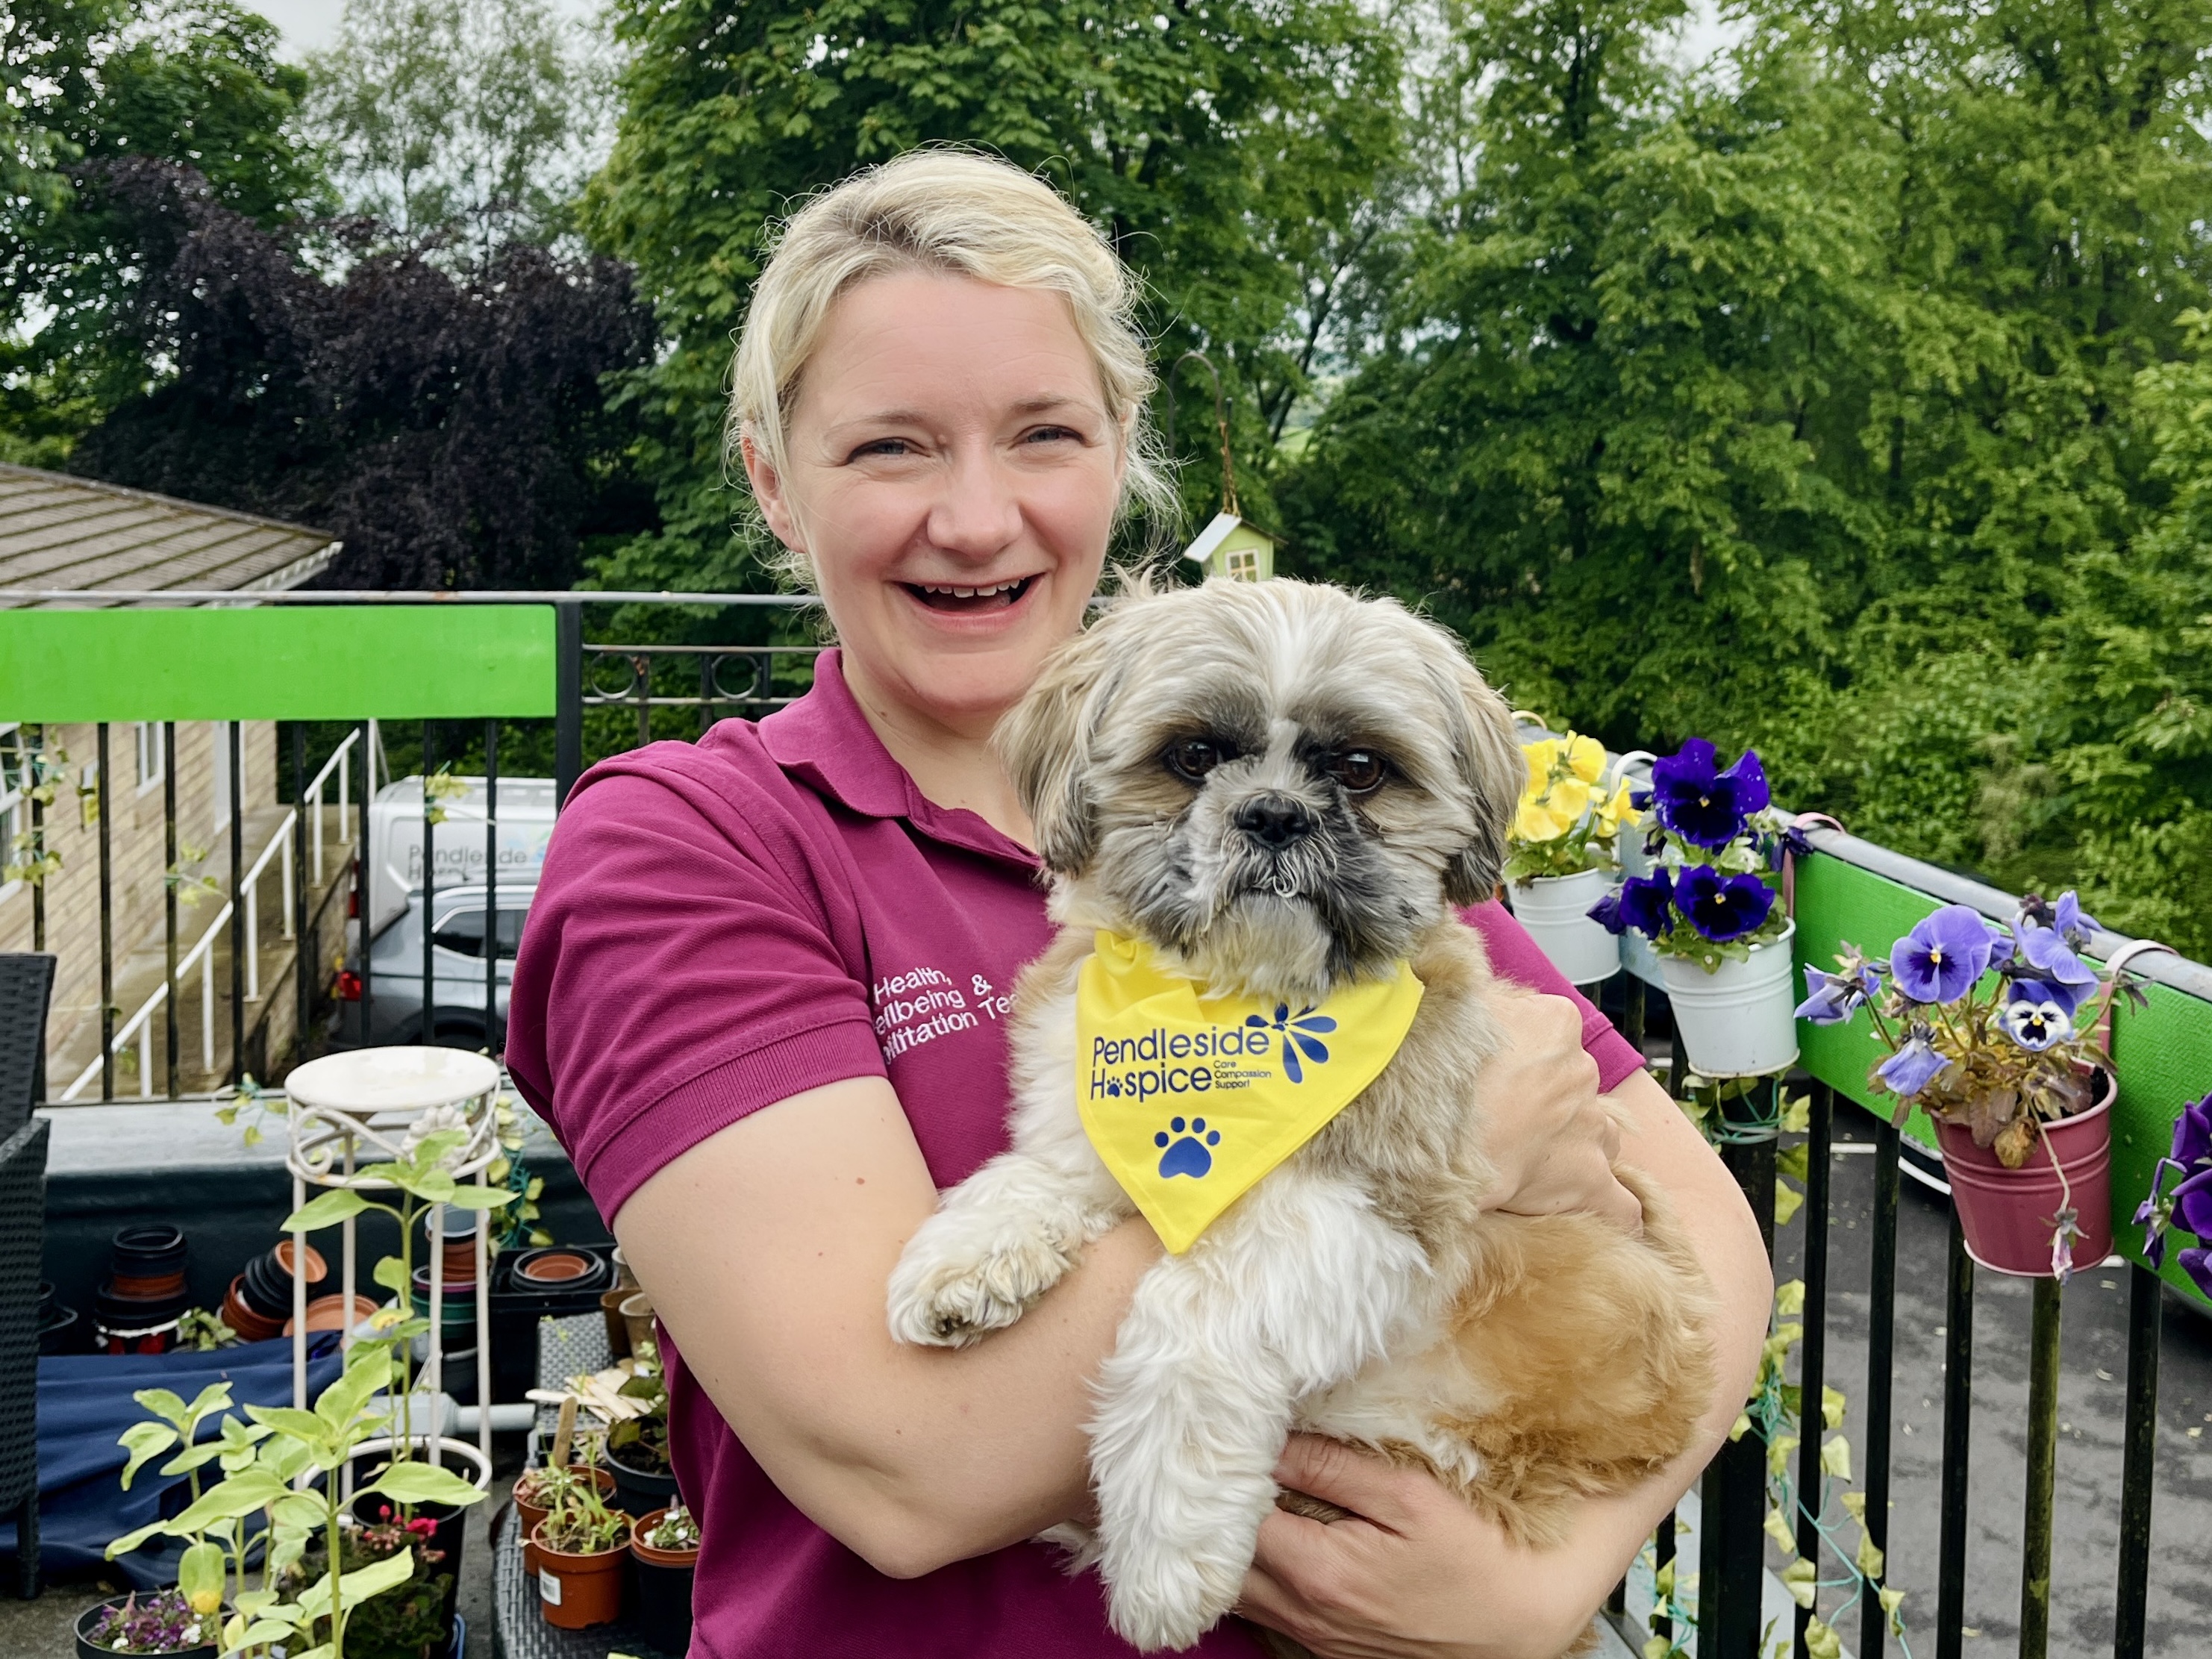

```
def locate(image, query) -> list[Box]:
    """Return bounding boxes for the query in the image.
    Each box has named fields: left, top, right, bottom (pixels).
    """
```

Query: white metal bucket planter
left=1658, top=921, right=1799, bottom=1078
left=284, top=1047, right=504, bottom=1470
left=1511, top=867, right=1621, bottom=987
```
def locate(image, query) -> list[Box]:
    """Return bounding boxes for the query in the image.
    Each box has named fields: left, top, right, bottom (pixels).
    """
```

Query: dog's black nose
left=1234, top=795, right=1317, bottom=849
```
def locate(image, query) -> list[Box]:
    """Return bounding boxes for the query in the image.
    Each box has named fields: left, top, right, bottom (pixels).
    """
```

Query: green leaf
left=293, top=1546, right=416, bottom=1619
left=440, top=1184, right=516, bottom=1211
left=284, top=1188, right=371, bottom=1231
left=409, top=1166, right=458, bottom=1204
left=1763, top=1507, right=1796, bottom=1553
left=365, top=1462, right=487, bottom=1508
left=1645, top=1638, right=1675, bottom=1659
left=106, top=1520, right=172, bottom=1559
left=244, top=1405, right=339, bottom=1449
left=131, top=1388, right=191, bottom=1428
left=270, top=1491, right=326, bottom=1530
left=1822, top=1385, right=1847, bottom=1430
left=1777, top=1143, right=1810, bottom=1181
left=1840, top=1491, right=1867, bottom=1524
left=1821, top=1436, right=1853, bottom=1482
left=1805, top=1616, right=1843, bottom=1659
left=178, top=1540, right=227, bottom=1614
left=158, top=1440, right=226, bottom=1477
left=118, top=1422, right=179, bottom=1490
left=1856, top=1531, right=1886, bottom=1580
left=1781, top=1557, right=1818, bottom=1609
left=1774, top=1278, right=1806, bottom=1316
left=1773, top=1179, right=1805, bottom=1227
left=164, top=1468, right=291, bottom=1531
left=372, top=1254, right=410, bottom=1293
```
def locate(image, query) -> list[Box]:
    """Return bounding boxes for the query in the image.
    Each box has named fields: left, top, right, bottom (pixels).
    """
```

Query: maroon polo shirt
left=505, top=649, right=1643, bottom=1659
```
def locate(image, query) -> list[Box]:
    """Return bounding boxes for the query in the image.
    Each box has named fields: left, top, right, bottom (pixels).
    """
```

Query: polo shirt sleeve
left=1460, top=899, right=1648, bottom=1094
left=506, top=761, right=887, bottom=1225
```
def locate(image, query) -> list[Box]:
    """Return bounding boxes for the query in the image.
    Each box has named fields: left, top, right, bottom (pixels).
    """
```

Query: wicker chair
left=0, top=953, right=54, bottom=1138
left=0, top=1117, right=47, bottom=1597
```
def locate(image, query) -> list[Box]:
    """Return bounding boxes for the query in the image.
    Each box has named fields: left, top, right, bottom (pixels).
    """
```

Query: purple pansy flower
left=1649, top=739, right=1770, bottom=851
left=1672, top=864, right=1776, bottom=943
left=2008, top=975, right=2087, bottom=1018
left=1797, top=963, right=1879, bottom=1025
left=2173, top=1093, right=2212, bottom=1169
left=2002, top=993, right=2074, bottom=1052
left=1984, top=924, right=2015, bottom=971
left=1875, top=1023, right=1952, bottom=1097
left=1589, top=872, right=1675, bottom=938
left=2054, top=891, right=2101, bottom=945
left=2179, top=1246, right=2212, bottom=1299
left=2172, top=1166, right=2212, bottom=1240
left=1890, top=906, right=1993, bottom=1005
left=2017, top=920, right=2098, bottom=992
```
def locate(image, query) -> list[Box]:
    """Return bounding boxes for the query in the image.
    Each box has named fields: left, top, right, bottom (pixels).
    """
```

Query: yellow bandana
left=1074, top=931, right=1425, bottom=1253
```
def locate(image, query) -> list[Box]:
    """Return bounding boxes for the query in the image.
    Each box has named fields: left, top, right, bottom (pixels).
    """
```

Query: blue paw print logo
left=1245, top=1004, right=1337, bottom=1083
left=1155, top=1116, right=1221, bottom=1179
left=1103, top=1077, right=1123, bottom=1097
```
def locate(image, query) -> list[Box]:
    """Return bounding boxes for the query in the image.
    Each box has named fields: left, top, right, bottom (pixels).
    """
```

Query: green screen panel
left=0, top=605, right=555, bottom=721
left=1790, top=850, right=2212, bottom=1300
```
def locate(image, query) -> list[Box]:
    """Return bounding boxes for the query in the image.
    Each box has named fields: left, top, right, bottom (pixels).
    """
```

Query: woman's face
left=747, top=271, right=1124, bottom=736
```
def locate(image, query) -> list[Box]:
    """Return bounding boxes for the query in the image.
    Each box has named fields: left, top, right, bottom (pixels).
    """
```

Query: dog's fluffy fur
left=886, top=578, right=1715, bottom=1652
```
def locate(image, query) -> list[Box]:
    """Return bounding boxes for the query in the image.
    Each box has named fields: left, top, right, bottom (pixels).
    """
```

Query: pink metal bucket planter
left=1934, top=1094, right=2113, bottom=1278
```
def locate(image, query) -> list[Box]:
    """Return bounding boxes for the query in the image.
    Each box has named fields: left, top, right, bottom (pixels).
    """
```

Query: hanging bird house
left=1182, top=511, right=1281, bottom=582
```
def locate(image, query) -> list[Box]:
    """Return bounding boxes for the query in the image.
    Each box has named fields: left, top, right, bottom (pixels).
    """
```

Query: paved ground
left=1743, top=1109, right=2212, bottom=1659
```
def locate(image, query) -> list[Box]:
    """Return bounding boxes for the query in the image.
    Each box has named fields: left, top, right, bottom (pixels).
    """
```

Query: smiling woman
left=505, top=148, right=1769, bottom=1659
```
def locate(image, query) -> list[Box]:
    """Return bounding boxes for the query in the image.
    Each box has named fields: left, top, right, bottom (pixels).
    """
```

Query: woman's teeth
left=909, top=577, right=1032, bottom=610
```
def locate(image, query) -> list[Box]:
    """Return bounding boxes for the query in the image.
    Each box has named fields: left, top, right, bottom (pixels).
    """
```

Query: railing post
left=555, top=601, right=582, bottom=808
left=1702, top=1075, right=1779, bottom=1658
left=357, top=720, right=374, bottom=1048
left=28, top=723, right=46, bottom=954
left=2113, top=1263, right=2162, bottom=1659
left=280, top=811, right=294, bottom=940
left=98, top=722, right=113, bottom=1102
left=422, top=719, right=437, bottom=1045
left=1793, top=1082, right=1833, bottom=1659
left=1935, top=1212, right=1975, bottom=1659
left=293, top=725, right=311, bottom=1071
left=1861, top=1114, right=1902, bottom=1659
left=338, top=739, right=349, bottom=843
left=2019, top=1276, right=2062, bottom=1659
left=484, top=719, right=499, bottom=1055
left=163, top=722, right=179, bottom=1099
left=228, top=720, right=245, bottom=1084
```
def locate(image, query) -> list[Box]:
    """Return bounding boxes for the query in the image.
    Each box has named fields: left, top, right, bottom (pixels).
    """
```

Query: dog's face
left=995, top=578, right=1524, bottom=1000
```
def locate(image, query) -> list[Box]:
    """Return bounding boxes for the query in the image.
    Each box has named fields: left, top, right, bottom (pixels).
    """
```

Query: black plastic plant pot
left=110, top=1225, right=188, bottom=1278
left=346, top=1440, right=489, bottom=1638
left=72, top=1593, right=219, bottom=1659
left=605, top=1444, right=680, bottom=1521
left=38, top=1300, right=80, bottom=1355
left=631, top=1550, right=696, bottom=1656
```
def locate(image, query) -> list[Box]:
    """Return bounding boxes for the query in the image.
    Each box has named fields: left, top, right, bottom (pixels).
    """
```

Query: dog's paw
left=886, top=1211, right=1080, bottom=1348
left=1103, top=1543, right=1242, bottom=1653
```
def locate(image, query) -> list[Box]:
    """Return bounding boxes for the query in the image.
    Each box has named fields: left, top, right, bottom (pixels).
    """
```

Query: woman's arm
left=613, top=1073, right=1160, bottom=1578
left=610, top=997, right=1632, bottom=1582
left=1237, top=1066, right=1772, bottom=1659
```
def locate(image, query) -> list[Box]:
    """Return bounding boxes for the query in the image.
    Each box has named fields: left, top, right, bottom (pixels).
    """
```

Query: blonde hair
left=728, top=149, right=1174, bottom=585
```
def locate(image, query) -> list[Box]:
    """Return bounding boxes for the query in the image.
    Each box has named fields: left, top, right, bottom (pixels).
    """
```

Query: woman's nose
left=924, top=451, right=1024, bottom=559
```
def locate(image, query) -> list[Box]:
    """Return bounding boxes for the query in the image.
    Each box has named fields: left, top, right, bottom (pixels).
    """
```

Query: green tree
left=302, top=0, right=609, bottom=249
left=0, top=0, right=322, bottom=463
left=582, top=0, right=1404, bottom=594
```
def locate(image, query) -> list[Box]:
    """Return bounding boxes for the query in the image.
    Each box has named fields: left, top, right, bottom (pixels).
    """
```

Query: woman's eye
left=1022, top=425, right=1081, bottom=446
left=1164, top=738, right=1230, bottom=784
left=1327, top=749, right=1388, bottom=794
left=851, top=437, right=913, bottom=460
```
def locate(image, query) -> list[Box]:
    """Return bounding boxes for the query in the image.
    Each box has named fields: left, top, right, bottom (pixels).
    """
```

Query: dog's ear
left=993, top=622, right=1119, bottom=874
left=1440, top=652, right=1525, bottom=908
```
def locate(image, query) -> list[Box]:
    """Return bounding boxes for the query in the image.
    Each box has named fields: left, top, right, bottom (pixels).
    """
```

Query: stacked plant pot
left=37, top=1281, right=81, bottom=1355
left=222, top=1239, right=328, bottom=1344
left=631, top=1508, right=700, bottom=1654
left=92, top=1225, right=192, bottom=1355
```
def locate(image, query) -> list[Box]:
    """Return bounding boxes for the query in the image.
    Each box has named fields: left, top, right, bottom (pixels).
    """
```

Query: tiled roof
left=0, top=465, right=338, bottom=604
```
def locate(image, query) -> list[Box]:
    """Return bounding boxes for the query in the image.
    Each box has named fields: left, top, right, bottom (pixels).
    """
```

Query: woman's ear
left=1441, top=652, right=1525, bottom=909
left=993, top=624, right=1117, bottom=874
left=740, top=432, right=804, bottom=553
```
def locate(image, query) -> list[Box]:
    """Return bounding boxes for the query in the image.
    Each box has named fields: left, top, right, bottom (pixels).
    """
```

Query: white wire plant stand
left=283, top=1046, right=504, bottom=1496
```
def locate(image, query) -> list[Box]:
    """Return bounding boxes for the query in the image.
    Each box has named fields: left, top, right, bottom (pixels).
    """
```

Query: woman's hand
left=1475, top=993, right=1642, bottom=1233
left=1235, top=1436, right=1617, bottom=1659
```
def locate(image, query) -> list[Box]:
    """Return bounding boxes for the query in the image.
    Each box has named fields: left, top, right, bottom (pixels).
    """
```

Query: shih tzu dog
left=887, top=578, right=1714, bottom=1654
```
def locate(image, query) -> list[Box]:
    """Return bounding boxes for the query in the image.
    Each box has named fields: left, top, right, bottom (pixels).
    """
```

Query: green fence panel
left=0, top=605, right=556, bottom=721
left=1792, top=850, right=2212, bottom=1301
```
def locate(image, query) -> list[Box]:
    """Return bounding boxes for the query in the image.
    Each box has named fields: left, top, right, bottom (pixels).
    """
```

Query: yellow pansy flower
left=1596, top=778, right=1641, bottom=834
left=1520, top=738, right=1560, bottom=796
left=1515, top=796, right=1576, bottom=843
left=1548, top=776, right=1593, bottom=822
left=1563, top=732, right=1606, bottom=784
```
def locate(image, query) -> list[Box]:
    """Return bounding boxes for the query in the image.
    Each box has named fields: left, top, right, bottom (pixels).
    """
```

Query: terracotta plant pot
left=222, top=1275, right=287, bottom=1344
left=516, top=1250, right=591, bottom=1285
left=532, top=1519, right=630, bottom=1630
left=599, top=1287, right=632, bottom=1360
left=629, top=1508, right=699, bottom=1656
left=620, top=1290, right=656, bottom=1358
left=284, top=1291, right=380, bottom=1337
left=1934, top=1093, right=2113, bottom=1278
left=513, top=1465, right=616, bottom=1577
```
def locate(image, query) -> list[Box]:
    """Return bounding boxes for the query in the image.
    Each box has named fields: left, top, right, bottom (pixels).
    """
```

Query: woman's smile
left=900, top=572, right=1041, bottom=618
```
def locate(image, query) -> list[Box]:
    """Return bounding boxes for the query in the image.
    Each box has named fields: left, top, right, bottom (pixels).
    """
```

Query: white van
left=364, top=775, right=557, bottom=934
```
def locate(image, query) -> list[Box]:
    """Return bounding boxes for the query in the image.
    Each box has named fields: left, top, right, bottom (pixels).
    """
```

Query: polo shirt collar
left=760, top=649, right=1040, bottom=869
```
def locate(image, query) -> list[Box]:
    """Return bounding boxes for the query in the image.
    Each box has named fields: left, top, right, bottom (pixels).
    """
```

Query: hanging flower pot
left=630, top=1506, right=701, bottom=1657
left=1659, top=920, right=1800, bottom=1078
left=1509, top=867, right=1622, bottom=987
left=1937, top=1084, right=2113, bottom=1277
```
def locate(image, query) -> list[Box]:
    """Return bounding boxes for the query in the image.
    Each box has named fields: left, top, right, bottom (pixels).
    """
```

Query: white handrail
left=61, top=807, right=295, bottom=1100
left=307, top=728, right=361, bottom=887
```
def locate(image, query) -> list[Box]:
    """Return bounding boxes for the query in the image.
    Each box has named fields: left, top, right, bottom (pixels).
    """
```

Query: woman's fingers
left=1477, top=993, right=1644, bottom=1233
left=1271, top=1434, right=1420, bottom=1533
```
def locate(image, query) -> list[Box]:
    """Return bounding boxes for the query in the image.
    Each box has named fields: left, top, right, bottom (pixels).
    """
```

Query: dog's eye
left=1163, top=738, right=1231, bottom=784
left=1326, top=749, right=1389, bottom=794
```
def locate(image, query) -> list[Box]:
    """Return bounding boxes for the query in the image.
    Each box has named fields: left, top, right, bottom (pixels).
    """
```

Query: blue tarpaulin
left=0, top=1337, right=343, bottom=1587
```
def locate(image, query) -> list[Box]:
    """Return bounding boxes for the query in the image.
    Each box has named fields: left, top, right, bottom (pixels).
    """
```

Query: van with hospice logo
left=364, top=775, right=556, bottom=934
